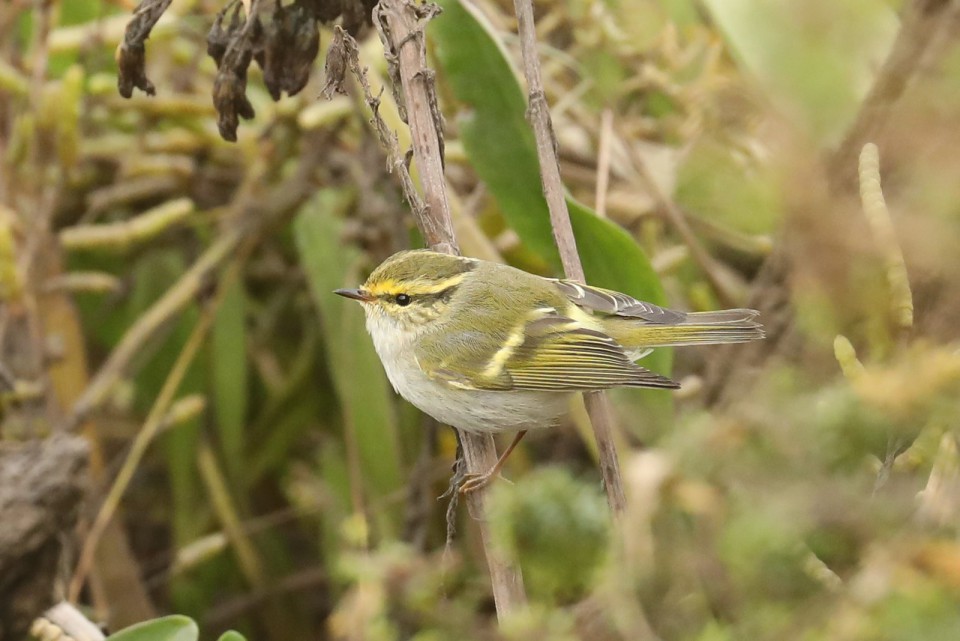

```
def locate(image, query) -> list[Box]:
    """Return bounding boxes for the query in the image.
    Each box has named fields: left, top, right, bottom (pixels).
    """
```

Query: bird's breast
left=364, top=313, right=568, bottom=433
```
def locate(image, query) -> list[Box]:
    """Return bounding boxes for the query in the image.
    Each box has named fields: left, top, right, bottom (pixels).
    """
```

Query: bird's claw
left=459, top=470, right=513, bottom=494
left=459, top=470, right=495, bottom=495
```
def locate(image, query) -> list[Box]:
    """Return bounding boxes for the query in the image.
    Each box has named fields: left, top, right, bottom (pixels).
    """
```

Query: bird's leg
left=459, top=430, right=528, bottom=494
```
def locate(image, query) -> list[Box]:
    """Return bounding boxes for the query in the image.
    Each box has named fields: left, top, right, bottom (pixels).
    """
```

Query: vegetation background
left=2, top=0, right=960, bottom=639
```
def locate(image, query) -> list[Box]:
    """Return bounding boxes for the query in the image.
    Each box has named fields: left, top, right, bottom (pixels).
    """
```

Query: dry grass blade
left=68, top=289, right=224, bottom=600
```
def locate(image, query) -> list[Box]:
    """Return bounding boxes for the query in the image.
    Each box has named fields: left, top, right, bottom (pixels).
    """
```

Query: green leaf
left=212, top=278, right=248, bottom=486
left=107, top=615, right=199, bottom=641
left=216, top=631, right=249, bottom=641
left=294, top=190, right=404, bottom=528
left=432, top=0, right=673, bottom=425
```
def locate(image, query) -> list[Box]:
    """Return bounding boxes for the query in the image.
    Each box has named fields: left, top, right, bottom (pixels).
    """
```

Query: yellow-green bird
left=336, top=250, right=763, bottom=491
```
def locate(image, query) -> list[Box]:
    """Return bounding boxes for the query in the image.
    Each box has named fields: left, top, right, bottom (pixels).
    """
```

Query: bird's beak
left=334, top=288, right=374, bottom=303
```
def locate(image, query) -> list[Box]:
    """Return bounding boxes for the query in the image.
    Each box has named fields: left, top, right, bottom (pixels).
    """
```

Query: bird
left=335, top=249, right=763, bottom=492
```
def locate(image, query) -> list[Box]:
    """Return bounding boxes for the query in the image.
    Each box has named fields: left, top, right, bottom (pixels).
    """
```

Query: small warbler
left=336, top=249, right=763, bottom=492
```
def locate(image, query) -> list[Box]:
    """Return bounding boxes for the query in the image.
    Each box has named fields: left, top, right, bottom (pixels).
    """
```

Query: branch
left=703, top=0, right=960, bottom=405
left=827, top=0, right=960, bottom=191
left=363, top=0, right=528, bottom=618
left=510, top=0, right=627, bottom=515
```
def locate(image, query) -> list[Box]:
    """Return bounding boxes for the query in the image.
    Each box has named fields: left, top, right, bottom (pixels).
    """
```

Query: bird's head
left=335, top=250, right=476, bottom=333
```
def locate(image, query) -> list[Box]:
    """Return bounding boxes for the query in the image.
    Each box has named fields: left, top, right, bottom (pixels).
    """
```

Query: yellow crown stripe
left=366, top=273, right=467, bottom=297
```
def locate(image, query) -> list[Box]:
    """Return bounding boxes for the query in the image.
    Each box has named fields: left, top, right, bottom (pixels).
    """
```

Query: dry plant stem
left=372, top=6, right=456, bottom=254
left=64, top=225, right=243, bottom=430
left=617, top=123, right=742, bottom=307
left=829, top=0, right=960, bottom=189
left=64, top=149, right=319, bottom=430
left=704, top=0, right=959, bottom=405
left=372, top=0, right=527, bottom=617
left=594, top=107, right=613, bottom=218
left=68, top=277, right=232, bottom=600
left=511, top=0, right=626, bottom=515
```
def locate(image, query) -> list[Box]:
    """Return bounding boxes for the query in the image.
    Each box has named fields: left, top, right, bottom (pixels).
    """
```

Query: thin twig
left=510, top=0, right=627, bottom=516
left=828, top=0, right=960, bottom=190
left=616, top=122, right=744, bottom=307
left=594, top=108, right=613, bottom=218
left=364, top=0, right=528, bottom=617
left=702, top=0, right=960, bottom=404
left=511, top=5, right=665, bottom=635
left=325, top=26, right=428, bottom=224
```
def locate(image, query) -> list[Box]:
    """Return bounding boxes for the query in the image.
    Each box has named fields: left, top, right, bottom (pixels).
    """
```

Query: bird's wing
left=553, top=280, right=687, bottom=323
left=423, top=313, right=679, bottom=392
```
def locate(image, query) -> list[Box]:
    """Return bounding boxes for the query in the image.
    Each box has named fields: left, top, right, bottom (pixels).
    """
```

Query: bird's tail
left=605, top=308, right=764, bottom=349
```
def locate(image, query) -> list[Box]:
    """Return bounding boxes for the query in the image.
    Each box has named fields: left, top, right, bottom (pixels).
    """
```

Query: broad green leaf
left=431, top=0, right=666, bottom=306
left=216, top=630, right=248, bottom=641
left=212, top=278, right=248, bottom=486
left=107, top=615, right=198, bottom=641
left=316, top=437, right=352, bottom=569
left=294, top=190, right=404, bottom=528
left=432, top=0, right=673, bottom=424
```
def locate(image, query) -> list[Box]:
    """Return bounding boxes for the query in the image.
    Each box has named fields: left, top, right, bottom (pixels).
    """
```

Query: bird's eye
left=395, top=294, right=411, bottom=307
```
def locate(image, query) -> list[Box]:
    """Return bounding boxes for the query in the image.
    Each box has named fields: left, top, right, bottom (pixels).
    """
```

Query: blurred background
left=2, top=0, right=960, bottom=639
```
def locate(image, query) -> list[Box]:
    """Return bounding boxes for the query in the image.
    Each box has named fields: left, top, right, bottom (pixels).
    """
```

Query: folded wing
left=425, top=312, right=678, bottom=392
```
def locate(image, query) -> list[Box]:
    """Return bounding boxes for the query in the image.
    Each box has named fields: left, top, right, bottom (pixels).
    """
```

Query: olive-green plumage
left=335, top=250, right=763, bottom=435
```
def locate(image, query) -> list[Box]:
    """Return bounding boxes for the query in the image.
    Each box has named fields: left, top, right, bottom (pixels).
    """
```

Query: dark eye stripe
left=420, top=285, right=458, bottom=304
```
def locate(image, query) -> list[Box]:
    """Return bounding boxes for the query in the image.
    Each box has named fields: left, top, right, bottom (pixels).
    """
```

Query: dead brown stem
left=360, top=0, right=528, bottom=617
left=68, top=266, right=236, bottom=600
left=510, top=0, right=627, bottom=516
left=615, top=121, right=744, bottom=307
left=704, top=0, right=960, bottom=405
left=828, top=0, right=960, bottom=190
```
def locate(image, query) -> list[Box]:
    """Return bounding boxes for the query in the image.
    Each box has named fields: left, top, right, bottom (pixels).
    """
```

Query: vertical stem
left=375, top=0, right=527, bottom=617
left=510, top=0, right=626, bottom=515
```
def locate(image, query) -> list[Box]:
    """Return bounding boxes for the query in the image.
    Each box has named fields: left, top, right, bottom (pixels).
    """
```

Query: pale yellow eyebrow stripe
left=366, top=273, right=467, bottom=297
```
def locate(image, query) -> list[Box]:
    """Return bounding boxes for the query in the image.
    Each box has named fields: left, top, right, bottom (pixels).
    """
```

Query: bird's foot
left=459, top=469, right=496, bottom=494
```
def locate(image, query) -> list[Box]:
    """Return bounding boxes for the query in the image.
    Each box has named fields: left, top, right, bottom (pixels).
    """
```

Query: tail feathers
left=684, top=308, right=760, bottom=325
left=634, top=326, right=765, bottom=347
left=608, top=308, right=764, bottom=349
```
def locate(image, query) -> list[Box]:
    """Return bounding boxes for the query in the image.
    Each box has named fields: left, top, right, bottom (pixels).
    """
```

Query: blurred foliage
left=106, top=614, right=246, bottom=641
left=2, top=0, right=960, bottom=639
